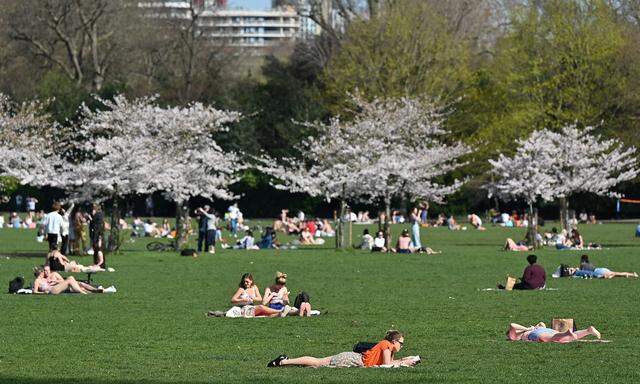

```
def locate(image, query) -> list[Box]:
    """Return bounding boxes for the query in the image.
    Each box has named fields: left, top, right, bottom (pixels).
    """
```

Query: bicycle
left=146, top=240, right=176, bottom=252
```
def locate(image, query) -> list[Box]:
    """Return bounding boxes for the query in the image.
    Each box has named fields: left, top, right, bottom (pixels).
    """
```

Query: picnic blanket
left=480, top=287, right=559, bottom=291
left=208, top=306, right=322, bottom=318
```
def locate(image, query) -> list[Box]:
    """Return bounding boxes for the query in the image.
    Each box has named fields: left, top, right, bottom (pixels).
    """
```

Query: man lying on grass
left=507, top=322, right=601, bottom=343
left=267, top=330, right=419, bottom=368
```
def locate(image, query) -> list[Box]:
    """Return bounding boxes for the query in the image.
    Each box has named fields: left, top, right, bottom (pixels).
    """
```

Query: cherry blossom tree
left=537, top=125, right=638, bottom=229
left=0, top=94, right=69, bottom=193
left=487, top=124, right=638, bottom=245
left=262, top=96, right=471, bottom=248
left=69, top=95, right=244, bottom=250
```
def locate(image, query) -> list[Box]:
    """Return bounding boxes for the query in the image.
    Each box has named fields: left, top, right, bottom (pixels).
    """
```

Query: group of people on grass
left=208, top=271, right=313, bottom=318
left=31, top=264, right=115, bottom=294
left=499, top=253, right=638, bottom=291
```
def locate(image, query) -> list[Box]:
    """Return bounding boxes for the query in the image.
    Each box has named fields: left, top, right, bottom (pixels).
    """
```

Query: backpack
left=293, top=291, right=310, bottom=309
left=353, top=342, right=377, bottom=354
left=9, top=277, right=24, bottom=294
left=180, top=248, right=197, bottom=257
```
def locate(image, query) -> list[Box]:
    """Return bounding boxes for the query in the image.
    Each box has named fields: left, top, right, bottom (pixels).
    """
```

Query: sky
left=227, top=0, right=272, bottom=10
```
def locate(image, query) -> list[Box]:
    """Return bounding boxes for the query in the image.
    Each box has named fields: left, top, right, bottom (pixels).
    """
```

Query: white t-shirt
left=373, top=237, right=386, bottom=248
left=228, top=205, right=239, bottom=219
left=43, top=211, right=63, bottom=235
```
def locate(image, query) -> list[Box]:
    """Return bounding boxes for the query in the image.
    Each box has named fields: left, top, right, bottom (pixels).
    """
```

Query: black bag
left=9, top=277, right=24, bottom=294
left=180, top=248, right=197, bottom=257
left=353, top=342, right=377, bottom=354
left=560, top=264, right=571, bottom=277
left=293, top=291, right=310, bottom=309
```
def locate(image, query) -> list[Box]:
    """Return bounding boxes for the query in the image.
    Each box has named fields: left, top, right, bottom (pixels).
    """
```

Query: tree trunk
left=337, top=199, right=346, bottom=249
left=107, top=188, right=120, bottom=253
left=526, top=202, right=539, bottom=249
left=174, top=201, right=190, bottom=250
left=559, top=197, right=569, bottom=231
left=384, top=195, right=391, bottom=252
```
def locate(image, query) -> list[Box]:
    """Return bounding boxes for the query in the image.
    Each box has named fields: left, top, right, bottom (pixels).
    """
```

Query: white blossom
left=262, top=96, right=471, bottom=207
left=0, top=94, right=70, bottom=190
left=487, top=124, right=638, bottom=205
left=68, top=95, right=244, bottom=204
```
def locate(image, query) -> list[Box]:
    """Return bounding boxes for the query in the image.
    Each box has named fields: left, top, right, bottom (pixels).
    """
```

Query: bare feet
left=587, top=326, right=601, bottom=339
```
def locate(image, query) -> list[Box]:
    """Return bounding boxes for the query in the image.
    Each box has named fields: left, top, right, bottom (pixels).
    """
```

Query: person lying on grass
left=563, top=266, right=638, bottom=279
left=507, top=322, right=601, bottom=343
left=504, top=238, right=532, bottom=251
left=45, top=246, right=104, bottom=273
left=230, top=273, right=284, bottom=317
left=267, top=330, right=418, bottom=368
left=32, top=265, right=103, bottom=295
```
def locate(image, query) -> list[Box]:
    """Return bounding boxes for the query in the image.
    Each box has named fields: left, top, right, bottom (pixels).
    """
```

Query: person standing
left=228, top=203, right=239, bottom=238
left=43, top=202, right=63, bottom=251
left=195, top=205, right=209, bottom=253
left=197, top=206, right=218, bottom=254
left=410, top=207, right=422, bottom=249
left=26, top=196, right=38, bottom=212
left=89, top=203, right=106, bottom=268
left=145, top=195, right=154, bottom=217
left=59, top=203, right=74, bottom=255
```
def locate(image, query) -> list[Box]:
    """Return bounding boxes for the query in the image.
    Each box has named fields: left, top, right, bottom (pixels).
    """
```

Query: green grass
left=1, top=222, right=639, bottom=383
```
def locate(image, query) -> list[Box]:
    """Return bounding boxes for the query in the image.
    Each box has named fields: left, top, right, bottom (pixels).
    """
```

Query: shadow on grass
left=0, top=252, right=44, bottom=258
left=0, top=378, right=212, bottom=384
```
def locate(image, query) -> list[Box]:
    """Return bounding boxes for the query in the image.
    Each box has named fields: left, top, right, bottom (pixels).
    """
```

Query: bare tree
left=2, top=0, right=132, bottom=91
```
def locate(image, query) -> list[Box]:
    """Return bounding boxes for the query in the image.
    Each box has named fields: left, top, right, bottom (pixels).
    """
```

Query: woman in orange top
left=267, top=330, right=417, bottom=368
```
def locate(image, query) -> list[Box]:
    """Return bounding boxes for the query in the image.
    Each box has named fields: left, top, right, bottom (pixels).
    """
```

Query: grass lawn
left=1, top=221, right=639, bottom=383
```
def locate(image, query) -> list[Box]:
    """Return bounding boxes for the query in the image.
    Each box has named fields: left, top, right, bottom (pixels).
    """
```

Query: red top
left=522, top=264, right=546, bottom=289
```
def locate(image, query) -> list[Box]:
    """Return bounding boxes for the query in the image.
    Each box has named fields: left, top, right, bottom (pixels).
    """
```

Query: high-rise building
left=140, top=1, right=300, bottom=48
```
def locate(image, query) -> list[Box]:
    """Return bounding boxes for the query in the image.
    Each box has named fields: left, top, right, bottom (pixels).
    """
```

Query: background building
left=141, top=0, right=311, bottom=48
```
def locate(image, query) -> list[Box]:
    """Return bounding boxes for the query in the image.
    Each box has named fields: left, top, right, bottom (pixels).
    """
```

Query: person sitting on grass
left=263, top=272, right=292, bottom=317
left=234, top=230, right=258, bottom=250
left=32, top=265, right=103, bottom=295
left=498, top=254, right=546, bottom=290
left=570, top=229, right=584, bottom=249
left=506, top=322, right=601, bottom=343
left=299, top=226, right=317, bottom=245
left=267, top=330, right=418, bottom=368
left=230, top=273, right=283, bottom=317
left=468, top=214, right=486, bottom=230
left=447, top=215, right=462, bottom=230
left=504, top=238, right=532, bottom=252
left=393, top=229, right=414, bottom=254
left=358, top=228, right=374, bottom=250
left=371, top=231, right=387, bottom=252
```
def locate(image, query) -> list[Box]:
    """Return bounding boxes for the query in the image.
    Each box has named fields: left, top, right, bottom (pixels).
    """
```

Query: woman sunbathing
left=507, top=322, right=601, bottom=343
left=504, top=238, right=532, bottom=251
left=46, top=247, right=103, bottom=273
left=32, top=265, right=102, bottom=295
left=267, top=330, right=418, bottom=368
left=567, top=266, right=638, bottom=279
left=393, top=230, right=414, bottom=254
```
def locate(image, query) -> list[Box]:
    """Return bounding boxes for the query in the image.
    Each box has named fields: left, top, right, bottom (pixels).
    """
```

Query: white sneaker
left=280, top=305, right=292, bottom=317
left=103, top=286, right=117, bottom=293
left=107, top=267, right=116, bottom=272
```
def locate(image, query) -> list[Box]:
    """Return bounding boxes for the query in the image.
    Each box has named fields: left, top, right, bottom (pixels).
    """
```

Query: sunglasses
left=395, top=340, right=404, bottom=346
